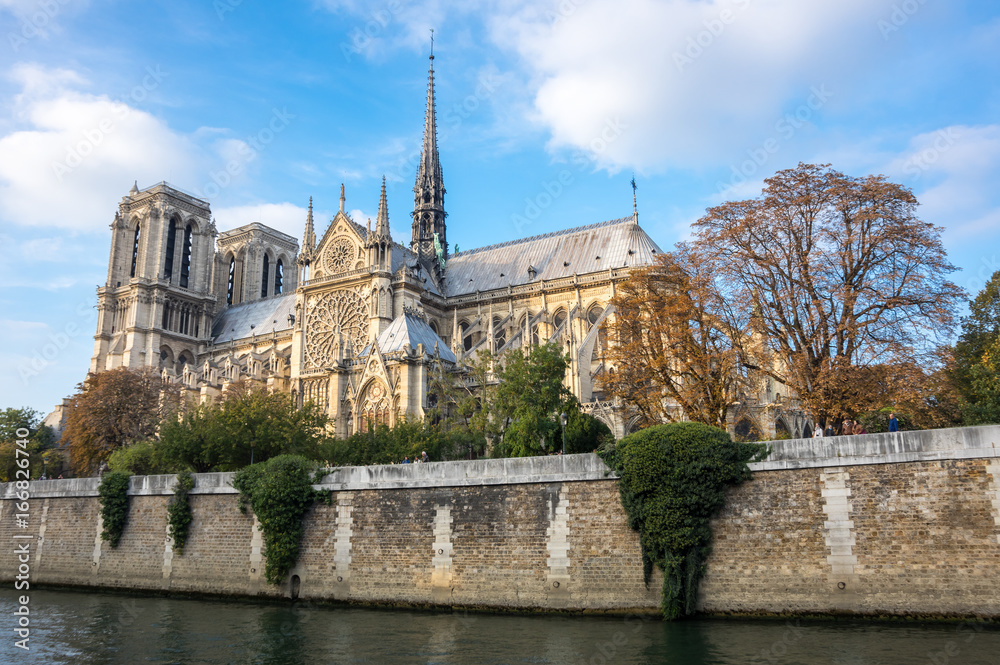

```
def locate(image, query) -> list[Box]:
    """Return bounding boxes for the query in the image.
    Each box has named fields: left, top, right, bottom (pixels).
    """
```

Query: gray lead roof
left=444, top=216, right=662, bottom=297
left=211, top=294, right=297, bottom=344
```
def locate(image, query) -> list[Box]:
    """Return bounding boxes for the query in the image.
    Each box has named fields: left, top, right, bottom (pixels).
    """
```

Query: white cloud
left=490, top=0, right=899, bottom=171
left=212, top=202, right=309, bottom=240
left=0, top=63, right=201, bottom=231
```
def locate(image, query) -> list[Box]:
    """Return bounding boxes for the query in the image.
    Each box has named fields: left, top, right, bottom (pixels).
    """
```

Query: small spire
left=631, top=174, right=638, bottom=223
left=301, top=197, right=316, bottom=256
left=375, top=175, right=390, bottom=238
left=339, top=184, right=345, bottom=214
left=129, top=180, right=139, bottom=195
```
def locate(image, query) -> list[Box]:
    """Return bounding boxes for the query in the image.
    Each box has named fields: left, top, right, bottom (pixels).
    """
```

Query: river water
left=1, top=588, right=997, bottom=664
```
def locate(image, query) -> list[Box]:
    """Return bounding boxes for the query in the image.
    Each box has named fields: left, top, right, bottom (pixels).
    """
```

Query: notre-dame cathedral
left=88, top=55, right=808, bottom=441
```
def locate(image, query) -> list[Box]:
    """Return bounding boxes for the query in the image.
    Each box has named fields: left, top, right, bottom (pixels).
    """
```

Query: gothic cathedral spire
left=411, top=50, right=447, bottom=280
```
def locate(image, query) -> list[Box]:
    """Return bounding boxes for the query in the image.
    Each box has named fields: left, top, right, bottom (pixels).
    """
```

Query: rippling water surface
left=1, top=588, right=998, bottom=664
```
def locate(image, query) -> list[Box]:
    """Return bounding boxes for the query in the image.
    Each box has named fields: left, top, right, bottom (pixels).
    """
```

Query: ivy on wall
left=167, top=470, right=195, bottom=552
left=97, top=471, right=131, bottom=548
left=599, top=422, right=768, bottom=620
left=232, top=455, right=324, bottom=584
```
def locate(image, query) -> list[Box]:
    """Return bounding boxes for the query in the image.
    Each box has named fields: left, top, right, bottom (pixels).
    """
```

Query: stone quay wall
left=1, top=426, right=998, bottom=617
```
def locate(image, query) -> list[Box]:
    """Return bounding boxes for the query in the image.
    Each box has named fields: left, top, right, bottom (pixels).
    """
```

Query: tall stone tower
left=90, top=182, right=217, bottom=375
left=410, top=52, right=447, bottom=284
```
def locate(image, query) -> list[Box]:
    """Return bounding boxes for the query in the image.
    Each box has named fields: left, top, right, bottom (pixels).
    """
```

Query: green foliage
left=470, top=342, right=573, bottom=457
left=232, top=455, right=320, bottom=584
left=167, top=470, right=195, bottom=552
left=954, top=271, right=1000, bottom=424
left=0, top=407, right=57, bottom=481
left=159, top=383, right=328, bottom=472
left=562, top=405, right=614, bottom=454
left=599, top=422, right=767, bottom=620
left=318, top=418, right=483, bottom=466
left=97, top=471, right=131, bottom=548
left=108, top=440, right=172, bottom=475
left=962, top=341, right=1000, bottom=425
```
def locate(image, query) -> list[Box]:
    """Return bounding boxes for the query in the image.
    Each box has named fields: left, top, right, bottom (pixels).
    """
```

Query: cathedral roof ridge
left=453, top=216, right=637, bottom=257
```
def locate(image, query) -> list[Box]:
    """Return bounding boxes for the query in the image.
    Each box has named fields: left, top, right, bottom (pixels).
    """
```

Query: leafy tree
left=692, top=163, right=963, bottom=425
left=61, top=368, right=179, bottom=476
left=962, top=336, right=1000, bottom=425
left=424, top=359, right=488, bottom=459
left=602, top=249, right=752, bottom=429
left=159, top=380, right=328, bottom=472
left=954, top=271, right=1000, bottom=423
left=599, top=422, right=767, bottom=620
left=0, top=407, right=56, bottom=481
left=476, top=342, right=574, bottom=457
left=562, top=404, right=614, bottom=454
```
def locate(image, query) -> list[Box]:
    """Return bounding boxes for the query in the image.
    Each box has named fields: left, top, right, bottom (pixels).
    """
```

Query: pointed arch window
left=179, top=224, right=193, bottom=288
left=164, top=219, right=177, bottom=281
left=227, top=257, right=236, bottom=305
left=130, top=224, right=141, bottom=277
left=261, top=254, right=270, bottom=298
left=274, top=258, right=284, bottom=295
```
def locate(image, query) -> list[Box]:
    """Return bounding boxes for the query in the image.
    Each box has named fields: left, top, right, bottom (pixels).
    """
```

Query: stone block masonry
left=2, top=425, right=999, bottom=617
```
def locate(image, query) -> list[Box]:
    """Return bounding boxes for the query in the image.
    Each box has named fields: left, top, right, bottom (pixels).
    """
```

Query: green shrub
left=599, top=422, right=768, bottom=620
left=232, top=455, right=320, bottom=584
left=97, top=471, right=131, bottom=548
left=108, top=440, right=172, bottom=475
left=167, top=470, right=195, bottom=552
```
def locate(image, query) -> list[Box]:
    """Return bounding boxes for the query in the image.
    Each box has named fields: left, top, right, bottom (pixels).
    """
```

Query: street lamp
left=560, top=412, right=568, bottom=455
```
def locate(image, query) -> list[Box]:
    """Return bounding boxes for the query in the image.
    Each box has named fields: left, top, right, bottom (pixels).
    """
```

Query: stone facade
left=3, top=427, right=1000, bottom=617
left=84, top=55, right=803, bottom=441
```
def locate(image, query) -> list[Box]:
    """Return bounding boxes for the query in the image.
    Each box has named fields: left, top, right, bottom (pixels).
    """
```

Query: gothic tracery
left=304, top=289, right=370, bottom=368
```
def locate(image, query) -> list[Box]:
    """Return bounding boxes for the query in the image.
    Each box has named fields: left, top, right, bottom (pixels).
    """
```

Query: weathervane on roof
left=631, top=173, right=638, bottom=223
left=430, top=28, right=434, bottom=58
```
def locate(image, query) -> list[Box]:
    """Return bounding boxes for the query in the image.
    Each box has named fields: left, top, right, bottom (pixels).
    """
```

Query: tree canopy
left=954, top=271, right=1000, bottom=424
left=602, top=249, right=752, bottom=429
left=0, top=407, right=56, bottom=481
left=691, top=163, right=963, bottom=423
left=62, top=368, right=179, bottom=475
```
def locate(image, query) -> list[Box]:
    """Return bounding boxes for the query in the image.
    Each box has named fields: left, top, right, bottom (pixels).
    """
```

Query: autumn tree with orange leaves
left=691, top=163, right=963, bottom=426
left=62, top=368, right=180, bottom=475
left=601, top=248, right=755, bottom=429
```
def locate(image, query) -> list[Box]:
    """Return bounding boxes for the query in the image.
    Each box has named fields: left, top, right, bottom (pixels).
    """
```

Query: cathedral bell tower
left=91, top=182, right=217, bottom=376
left=411, top=51, right=447, bottom=285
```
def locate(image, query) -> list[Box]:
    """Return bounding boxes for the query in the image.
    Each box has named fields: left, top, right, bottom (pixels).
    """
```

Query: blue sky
left=1, top=0, right=998, bottom=415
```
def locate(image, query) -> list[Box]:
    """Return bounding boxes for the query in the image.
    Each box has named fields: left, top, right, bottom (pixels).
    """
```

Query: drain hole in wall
left=337, top=576, right=343, bottom=583
left=438, top=549, right=444, bottom=555
left=552, top=581, right=560, bottom=588
left=251, top=568, right=256, bottom=573
left=837, top=582, right=846, bottom=590
left=291, top=575, right=301, bottom=600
